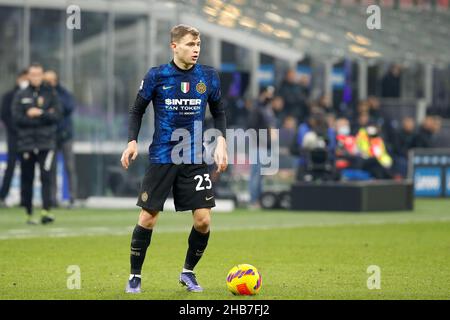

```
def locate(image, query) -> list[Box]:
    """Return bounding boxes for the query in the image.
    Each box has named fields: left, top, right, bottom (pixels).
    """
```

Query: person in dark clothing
left=247, top=95, right=280, bottom=208
left=0, top=70, right=29, bottom=207
left=381, top=64, right=401, bottom=98
left=393, top=117, right=417, bottom=177
left=277, top=69, right=308, bottom=123
left=44, top=70, right=77, bottom=208
left=295, top=108, right=337, bottom=181
left=415, top=115, right=442, bottom=148
left=367, top=96, right=383, bottom=126
left=12, top=63, right=61, bottom=224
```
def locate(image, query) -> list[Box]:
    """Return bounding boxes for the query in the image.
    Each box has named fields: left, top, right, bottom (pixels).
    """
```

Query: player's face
left=172, top=34, right=201, bottom=66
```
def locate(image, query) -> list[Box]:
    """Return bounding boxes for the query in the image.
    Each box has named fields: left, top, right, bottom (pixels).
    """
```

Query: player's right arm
left=121, top=68, right=157, bottom=169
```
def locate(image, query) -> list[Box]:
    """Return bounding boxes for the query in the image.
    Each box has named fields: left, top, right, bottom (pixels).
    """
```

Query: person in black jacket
left=393, top=117, right=417, bottom=177
left=277, top=69, right=308, bottom=123
left=416, top=115, right=442, bottom=148
left=381, top=64, right=401, bottom=98
left=44, top=70, right=77, bottom=208
left=247, top=94, right=281, bottom=208
left=0, top=69, right=29, bottom=207
left=12, top=63, right=61, bottom=224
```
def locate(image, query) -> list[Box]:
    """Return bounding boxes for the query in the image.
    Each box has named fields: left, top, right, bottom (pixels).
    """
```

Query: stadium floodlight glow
left=239, top=16, right=257, bottom=29
left=259, top=23, right=274, bottom=34
left=349, top=44, right=367, bottom=54
left=223, top=4, right=241, bottom=18
left=363, top=51, right=382, bottom=58
left=264, top=11, right=284, bottom=24
left=207, top=0, right=223, bottom=9
left=346, top=32, right=371, bottom=46
left=218, top=16, right=236, bottom=28
left=301, top=28, right=315, bottom=39
left=355, top=35, right=371, bottom=46
left=203, top=6, right=218, bottom=17
left=346, top=32, right=356, bottom=41
left=284, top=18, right=300, bottom=28
left=273, top=29, right=292, bottom=39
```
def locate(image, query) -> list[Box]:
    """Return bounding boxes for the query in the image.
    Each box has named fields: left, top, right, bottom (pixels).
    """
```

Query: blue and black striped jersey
left=137, top=61, right=222, bottom=163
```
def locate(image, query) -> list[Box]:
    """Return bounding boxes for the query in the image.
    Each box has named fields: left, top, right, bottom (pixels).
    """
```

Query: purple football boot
left=179, top=272, right=203, bottom=292
left=125, top=276, right=141, bottom=294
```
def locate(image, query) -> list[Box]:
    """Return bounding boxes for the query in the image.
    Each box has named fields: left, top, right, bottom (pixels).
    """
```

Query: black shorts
left=136, top=163, right=216, bottom=212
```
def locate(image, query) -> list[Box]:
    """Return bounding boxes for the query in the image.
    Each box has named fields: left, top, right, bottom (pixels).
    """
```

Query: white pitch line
left=7, top=229, right=31, bottom=234
left=1, top=216, right=450, bottom=240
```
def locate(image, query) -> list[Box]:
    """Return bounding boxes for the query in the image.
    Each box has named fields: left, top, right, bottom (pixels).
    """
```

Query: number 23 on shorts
left=194, top=174, right=212, bottom=191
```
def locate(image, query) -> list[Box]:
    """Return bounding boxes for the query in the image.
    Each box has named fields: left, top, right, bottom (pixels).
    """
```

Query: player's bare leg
left=126, top=209, right=159, bottom=293
left=179, top=208, right=211, bottom=292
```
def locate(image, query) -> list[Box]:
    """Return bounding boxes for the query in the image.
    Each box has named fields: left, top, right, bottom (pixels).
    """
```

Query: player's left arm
left=208, top=70, right=228, bottom=173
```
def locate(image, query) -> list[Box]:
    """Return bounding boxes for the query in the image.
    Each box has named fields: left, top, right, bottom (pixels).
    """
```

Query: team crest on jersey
left=141, top=192, right=148, bottom=202
left=181, top=82, right=190, bottom=93
left=196, top=81, right=207, bottom=94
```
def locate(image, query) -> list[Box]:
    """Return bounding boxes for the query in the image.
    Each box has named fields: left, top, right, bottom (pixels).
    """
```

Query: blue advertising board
left=411, top=149, right=450, bottom=198
left=413, top=167, right=442, bottom=197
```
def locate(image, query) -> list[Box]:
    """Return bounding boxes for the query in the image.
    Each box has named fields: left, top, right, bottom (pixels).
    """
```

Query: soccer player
left=121, top=24, right=228, bottom=293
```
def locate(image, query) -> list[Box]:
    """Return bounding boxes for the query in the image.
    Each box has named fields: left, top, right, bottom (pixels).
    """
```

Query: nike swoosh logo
left=205, top=196, right=214, bottom=201
left=162, top=85, right=173, bottom=90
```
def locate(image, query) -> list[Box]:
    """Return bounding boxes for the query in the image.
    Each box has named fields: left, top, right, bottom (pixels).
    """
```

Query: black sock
left=184, top=226, right=210, bottom=271
left=130, top=224, right=153, bottom=275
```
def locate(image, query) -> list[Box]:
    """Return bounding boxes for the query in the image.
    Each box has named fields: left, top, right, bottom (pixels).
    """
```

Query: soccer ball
left=226, top=264, right=262, bottom=295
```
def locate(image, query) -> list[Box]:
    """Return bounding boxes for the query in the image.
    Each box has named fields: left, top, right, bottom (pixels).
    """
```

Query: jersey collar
left=170, top=59, right=196, bottom=73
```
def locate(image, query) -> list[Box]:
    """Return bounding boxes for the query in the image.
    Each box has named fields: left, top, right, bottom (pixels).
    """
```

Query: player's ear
left=170, top=42, right=176, bottom=50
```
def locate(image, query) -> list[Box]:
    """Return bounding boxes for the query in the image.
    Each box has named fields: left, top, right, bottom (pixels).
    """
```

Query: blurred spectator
left=415, top=115, right=442, bottom=148
left=247, top=96, right=279, bottom=209
left=279, top=115, right=297, bottom=149
left=277, top=69, right=308, bottom=123
left=257, top=85, right=275, bottom=107
left=381, top=64, right=402, bottom=98
left=44, top=70, right=77, bottom=208
left=270, top=96, right=285, bottom=125
left=367, top=96, right=383, bottom=126
left=352, top=111, right=370, bottom=134
left=335, top=117, right=359, bottom=173
left=317, top=94, right=334, bottom=115
left=12, top=63, right=61, bottom=224
left=393, top=117, right=417, bottom=177
left=356, top=100, right=370, bottom=114
left=356, top=125, right=393, bottom=179
left=0, top=69, right=29, bottom=207
left=298, top=74, right=310, bottom=99
left=294, top=108, right=337, bottom=181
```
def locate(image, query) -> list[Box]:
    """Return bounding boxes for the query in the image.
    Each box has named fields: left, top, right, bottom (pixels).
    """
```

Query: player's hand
left=121, top=140, right=138, bottom=170
left=27, top=107, right=43, bottom=118
left=214, top=136, right=228, bottom=173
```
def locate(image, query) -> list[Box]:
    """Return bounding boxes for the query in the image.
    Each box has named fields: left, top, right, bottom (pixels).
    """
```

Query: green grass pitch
left=0, top=199, right=449, bottom=300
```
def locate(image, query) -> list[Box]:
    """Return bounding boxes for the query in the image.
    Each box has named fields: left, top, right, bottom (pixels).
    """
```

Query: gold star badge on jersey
left=196, top=81, right=207, bottom=94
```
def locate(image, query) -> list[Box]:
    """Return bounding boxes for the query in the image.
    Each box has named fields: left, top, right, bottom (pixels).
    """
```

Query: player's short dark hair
left=170, top=24, right=200, bottom=43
